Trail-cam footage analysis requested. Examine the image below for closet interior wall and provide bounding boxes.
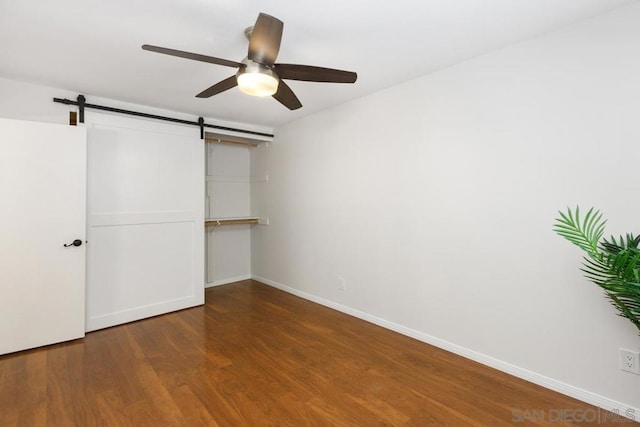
[205,137,268,286]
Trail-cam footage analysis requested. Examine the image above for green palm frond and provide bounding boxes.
[553,206,606,255]
[601,233,640,255]
[554,207,640,333]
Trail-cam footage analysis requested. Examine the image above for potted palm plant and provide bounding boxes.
[554,207,640,333]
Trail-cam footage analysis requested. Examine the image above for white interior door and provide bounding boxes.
[0,117,86,355]
[85,113,204,331]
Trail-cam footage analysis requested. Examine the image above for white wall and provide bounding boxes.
[0,77,273,137]
[251,3,640,414]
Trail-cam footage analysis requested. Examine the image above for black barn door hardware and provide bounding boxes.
[53,95,274,139]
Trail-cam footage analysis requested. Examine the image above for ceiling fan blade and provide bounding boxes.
[274,64,357,83]
[248,13,283,66]
[272,80,302,110]
[142,45,242,68]
[196,76,238,98]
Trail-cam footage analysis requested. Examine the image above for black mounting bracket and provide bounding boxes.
[77,94,86,123]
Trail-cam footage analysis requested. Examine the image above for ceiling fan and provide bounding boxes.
[142,13,357,110]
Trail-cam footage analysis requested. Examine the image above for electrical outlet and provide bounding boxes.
[338,277,346,291]
[620,348,640,374]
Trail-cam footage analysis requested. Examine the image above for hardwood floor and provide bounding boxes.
[0,280,636,426]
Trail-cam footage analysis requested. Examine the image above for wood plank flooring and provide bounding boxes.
[0,280,637,426]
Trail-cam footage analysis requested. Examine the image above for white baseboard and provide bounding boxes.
[206,274,252,288]
[252,275,639,421]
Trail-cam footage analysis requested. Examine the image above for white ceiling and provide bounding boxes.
[0,0,634,127]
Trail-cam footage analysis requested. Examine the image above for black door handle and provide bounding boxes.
[63,239,83,247]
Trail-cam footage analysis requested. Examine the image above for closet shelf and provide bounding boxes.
[204,131,270,148]
[205,217,260,227]
[204,137,258,148]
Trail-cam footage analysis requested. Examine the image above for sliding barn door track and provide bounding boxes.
[53,95,274,139]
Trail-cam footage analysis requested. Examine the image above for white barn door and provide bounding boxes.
[85,114,204,331]
[0,118,87,355]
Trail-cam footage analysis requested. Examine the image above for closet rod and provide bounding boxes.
[205,218,260,227]
[53,95,274,139]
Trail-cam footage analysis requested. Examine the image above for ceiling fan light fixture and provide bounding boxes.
[236,61,279,97]
[237,72,279,97]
